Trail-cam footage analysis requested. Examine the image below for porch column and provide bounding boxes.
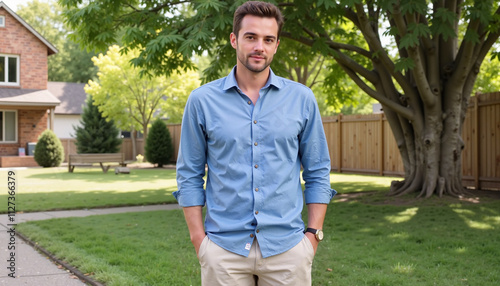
[49,107,55,130]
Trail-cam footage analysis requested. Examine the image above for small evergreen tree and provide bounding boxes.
[145,119,173,167]
[74,95,121,153]
[34,130,64,167]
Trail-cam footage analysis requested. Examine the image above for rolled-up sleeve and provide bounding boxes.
[299,95,337,204]
[174,93,207,207]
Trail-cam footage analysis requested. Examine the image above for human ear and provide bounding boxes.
[230,33,237,49]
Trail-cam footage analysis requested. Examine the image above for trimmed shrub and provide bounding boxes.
[145,119,174,167]
[74,95,121,154]
[34,129,64,167]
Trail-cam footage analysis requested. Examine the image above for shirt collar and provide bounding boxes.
[223,66,283,91]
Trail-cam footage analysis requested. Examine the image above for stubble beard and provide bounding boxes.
[238,52,273,74]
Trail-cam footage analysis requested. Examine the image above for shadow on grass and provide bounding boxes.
[315,197,500,285]
[332,181,392,193]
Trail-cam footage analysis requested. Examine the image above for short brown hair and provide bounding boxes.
[233,1,284,38]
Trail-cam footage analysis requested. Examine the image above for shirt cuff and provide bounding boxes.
[173,189,206,207]
[304,188,337,204]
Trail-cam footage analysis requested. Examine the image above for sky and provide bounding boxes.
[2,0,35,11]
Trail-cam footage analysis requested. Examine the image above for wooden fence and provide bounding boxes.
[323,92,500,190]
[461,92,500,190]
[60,92,499,190]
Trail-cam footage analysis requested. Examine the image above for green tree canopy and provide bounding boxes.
[472,53,500,94]
[85,45,199,143]
[61,0,500,198]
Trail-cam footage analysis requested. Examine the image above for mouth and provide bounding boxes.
[250,54,265,60]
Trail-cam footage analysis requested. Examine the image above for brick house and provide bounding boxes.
[0,1,60,167]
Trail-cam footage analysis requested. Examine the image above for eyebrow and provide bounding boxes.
[243,32,277,40]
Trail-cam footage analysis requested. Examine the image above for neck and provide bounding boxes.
[235,64,269,92]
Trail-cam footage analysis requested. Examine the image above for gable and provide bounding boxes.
[0,2,58,55]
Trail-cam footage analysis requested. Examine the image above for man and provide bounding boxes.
[174,1,336,285]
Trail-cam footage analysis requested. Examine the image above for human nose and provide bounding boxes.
[254,39,264,52]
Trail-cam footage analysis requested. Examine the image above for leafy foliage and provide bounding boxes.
[34,130,64,167]
[74,95,122,154]
[145,119,174,167]
[17,0,97,82]
[473,53,500,94]
[85,45,200,138]
[60,0,500,197]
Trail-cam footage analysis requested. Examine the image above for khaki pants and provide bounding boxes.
[198,236,315,286]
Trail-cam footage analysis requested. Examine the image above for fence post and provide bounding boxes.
[379,113,384,176]
[473,95,479,189]
[337,114,342,173]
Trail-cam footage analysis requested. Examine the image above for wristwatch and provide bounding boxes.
[304,228,324,241]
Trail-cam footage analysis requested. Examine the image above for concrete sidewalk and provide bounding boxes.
[0,204,181,286]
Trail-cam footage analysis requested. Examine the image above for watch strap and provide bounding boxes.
[304,228,318,234]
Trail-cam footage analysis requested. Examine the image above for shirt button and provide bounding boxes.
[254,142,258,146]
[254,164,258,168]
[256,229,260,233]
[255,188,259,192]
[250,234,254,238]
[253,120,257,124]
[247,100,252,105]
[255,211,259,215]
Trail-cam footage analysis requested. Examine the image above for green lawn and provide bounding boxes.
[1,167,178,213]
[1,167,396,213]
[8,167,500,285]
[17,198,500,285]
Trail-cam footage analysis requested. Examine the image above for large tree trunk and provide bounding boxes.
[387,88,468,198]
[282,0,499,198]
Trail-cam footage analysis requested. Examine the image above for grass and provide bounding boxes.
[315,200,500,285]
[8,168,500,285]
[0,168,395,213]
[17,197,500,285]
[17,210,199,286]
[0,167,178,213]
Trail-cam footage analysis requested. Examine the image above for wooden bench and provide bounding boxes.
[68,153,127,173]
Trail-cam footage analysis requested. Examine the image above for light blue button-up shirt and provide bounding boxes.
[174,67,336,258]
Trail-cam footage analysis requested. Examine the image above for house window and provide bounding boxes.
[0,110,17,142]
[0,54,19,85]
[0,16,5,27]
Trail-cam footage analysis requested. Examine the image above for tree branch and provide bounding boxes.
[343,6,360,29]
[339,62,414,120]
[280,31,377,84]
[404,12,436,106]
[353,2,422,112]
[475,6,500,66]
[147,1,191,14]
[450,18,481,92]
[308,56,326,88]
[389,3,439,112]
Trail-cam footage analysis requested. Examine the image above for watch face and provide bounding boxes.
[317,230,324,241]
